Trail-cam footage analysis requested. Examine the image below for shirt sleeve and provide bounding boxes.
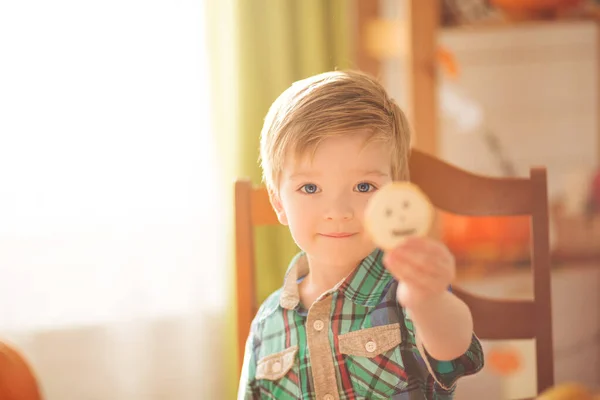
[402,305,484,391]
[418,333,485,390]
[237,330,260,400]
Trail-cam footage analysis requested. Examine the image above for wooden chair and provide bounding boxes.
[235,148,554,395]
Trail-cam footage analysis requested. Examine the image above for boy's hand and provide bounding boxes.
[382,237,456,310]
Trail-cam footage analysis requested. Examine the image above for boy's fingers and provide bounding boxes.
[399,237,454,263]
[385,251,453,290]
[393,253,452,290]
[394,252,440,277]
[394,261,437,290]
[414,254,453,280]
[391,244,455,280]
[401,276,430,293]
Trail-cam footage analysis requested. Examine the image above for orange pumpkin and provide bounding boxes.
[0,341,42,400]
[440,212,531,264]
[537,382,596,400]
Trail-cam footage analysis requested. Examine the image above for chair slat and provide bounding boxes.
[235,180,257,365]
[530,167,554,392]
[409,151,533,216]
[251,188,279,225]
[451,287,536,340]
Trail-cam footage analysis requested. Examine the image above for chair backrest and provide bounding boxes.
[235,148,554,394]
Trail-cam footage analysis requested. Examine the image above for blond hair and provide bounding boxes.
[259,70,412,193]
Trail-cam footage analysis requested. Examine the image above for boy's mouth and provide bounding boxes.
[320,232,356,238]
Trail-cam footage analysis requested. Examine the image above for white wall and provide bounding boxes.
[380,10,600,398]
[438,21,599,202]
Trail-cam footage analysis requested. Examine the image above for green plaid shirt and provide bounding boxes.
[238,249,484,400]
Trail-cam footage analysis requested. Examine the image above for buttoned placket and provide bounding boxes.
[306,293,339,400]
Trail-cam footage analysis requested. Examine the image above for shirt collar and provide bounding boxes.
[279,248,393,310]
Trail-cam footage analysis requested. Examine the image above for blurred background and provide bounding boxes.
[0,0,599,399]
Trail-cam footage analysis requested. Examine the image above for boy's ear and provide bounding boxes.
[268,190,288,226]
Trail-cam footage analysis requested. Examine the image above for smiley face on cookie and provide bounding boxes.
[364,182,434,250]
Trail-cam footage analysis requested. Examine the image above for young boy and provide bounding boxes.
[238,70,484,399]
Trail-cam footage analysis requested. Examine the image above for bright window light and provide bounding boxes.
[0,0,225,331]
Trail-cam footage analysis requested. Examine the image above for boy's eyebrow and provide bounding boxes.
[288,171,320,180]
[289,170,389,180]
[357,169,390,177]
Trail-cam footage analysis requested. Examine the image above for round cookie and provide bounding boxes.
[364,182,434,250]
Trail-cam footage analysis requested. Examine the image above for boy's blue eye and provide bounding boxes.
[356,182,376,193]
[301,184,319,194]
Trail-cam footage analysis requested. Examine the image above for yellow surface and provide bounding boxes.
[536,382,597,400]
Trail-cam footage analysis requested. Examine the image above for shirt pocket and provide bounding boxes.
[256,346,301,399]
[339,323,407,398]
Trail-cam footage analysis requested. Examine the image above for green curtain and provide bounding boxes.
[204,0,240,396]
[207,1,352,396]
[235,0,352,305]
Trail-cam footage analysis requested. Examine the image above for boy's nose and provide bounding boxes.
[324,201,354,221]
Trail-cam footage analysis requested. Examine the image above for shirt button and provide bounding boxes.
[313,320,324,331]
[271,361,282,373]
[323,395,334,400]
[365,340,377,353]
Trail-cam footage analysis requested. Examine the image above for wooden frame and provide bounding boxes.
[357,1,600,160]
[354,0,381,79]
[405,0,439,155]
[235,149,554,395]
[355,0,439,155]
